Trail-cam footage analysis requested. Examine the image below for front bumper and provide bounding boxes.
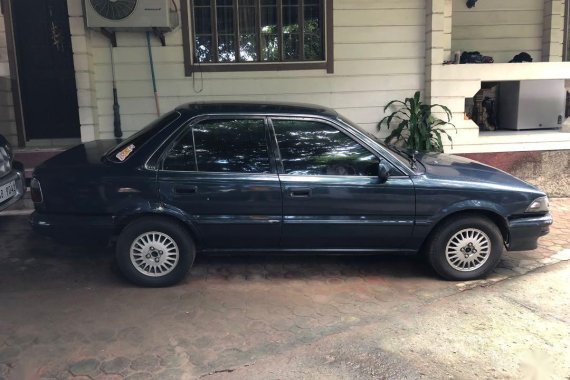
[507,213,553,251]
[0,169,25,212]
[30,212,115,244]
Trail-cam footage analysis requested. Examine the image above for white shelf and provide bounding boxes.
[437,62,570,82]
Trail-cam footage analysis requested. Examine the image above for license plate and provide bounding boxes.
[0,180,17,203]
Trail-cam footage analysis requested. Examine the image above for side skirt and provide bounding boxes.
[198,248,418,256]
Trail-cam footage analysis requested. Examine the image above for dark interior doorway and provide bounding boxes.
[11,0,80,141]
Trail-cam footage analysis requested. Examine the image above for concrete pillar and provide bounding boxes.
[443,0,453,62]
[543,0,565,62]
[67,0,100,143]
[425,0,446,104]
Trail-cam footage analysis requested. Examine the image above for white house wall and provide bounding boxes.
[1,0,569,153]
[451,0,545,63]
[89,0,427,139]
[0,13,17,146]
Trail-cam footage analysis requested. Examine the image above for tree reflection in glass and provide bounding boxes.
[192,0,324,64]
[261,0,279,61]
[217,0,236,62]
[239,0,257,61]
[283,0,300,60]
[274,120,379,176]
[194,0,213,62]
[163,119,270,173]
[303,0,323,60]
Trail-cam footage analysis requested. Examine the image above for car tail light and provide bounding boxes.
[30,178,43,203]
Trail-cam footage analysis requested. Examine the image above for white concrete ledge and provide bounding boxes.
[434,62,570,82]
[449,130,570,153]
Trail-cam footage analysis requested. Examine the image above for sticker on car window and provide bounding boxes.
[116,144,135,162]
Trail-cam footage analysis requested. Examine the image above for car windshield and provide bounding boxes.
[107,111,181,162]
[336,114,414,167]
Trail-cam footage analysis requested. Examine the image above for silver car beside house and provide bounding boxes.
[0,135,25,212]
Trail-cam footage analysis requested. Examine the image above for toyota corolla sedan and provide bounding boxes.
[30,102,552,287]
[0,134,25,212]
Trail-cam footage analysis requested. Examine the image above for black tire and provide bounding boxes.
[116,217,195,287]
[426,215,503,281]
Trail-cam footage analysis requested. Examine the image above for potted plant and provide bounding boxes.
[377,91,455,153]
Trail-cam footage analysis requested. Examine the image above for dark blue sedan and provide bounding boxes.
[30,103,552,287]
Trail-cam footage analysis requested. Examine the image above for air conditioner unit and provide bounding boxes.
[85,0,179,32]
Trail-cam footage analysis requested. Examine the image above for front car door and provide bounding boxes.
[158,117,282,251]
[270,117,416,251]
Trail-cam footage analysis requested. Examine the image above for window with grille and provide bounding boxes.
[181,0,333,74]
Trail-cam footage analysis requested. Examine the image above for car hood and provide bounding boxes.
[415,152,542,193]
[38,140,120,169]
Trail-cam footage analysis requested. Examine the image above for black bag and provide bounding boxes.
[509,52,533,63]
[460,51,483,64]
[460,51,494,64]
[459,51,483,63]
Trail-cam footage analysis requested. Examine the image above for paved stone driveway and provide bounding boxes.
[0,199,569,379]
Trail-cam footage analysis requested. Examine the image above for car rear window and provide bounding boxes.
[107,111,181,162]
[163,118,271,173]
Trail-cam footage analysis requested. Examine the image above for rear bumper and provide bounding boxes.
[0,168,25,212]
[507,213,553,251]
[30,211,115,244]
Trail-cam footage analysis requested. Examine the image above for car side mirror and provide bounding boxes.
[378,161,390,184]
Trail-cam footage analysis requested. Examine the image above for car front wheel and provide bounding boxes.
[116,217,195,287]
[427,215,503,280]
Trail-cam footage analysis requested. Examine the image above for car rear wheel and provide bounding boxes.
[116,217,195,287]
[426,215,503,280]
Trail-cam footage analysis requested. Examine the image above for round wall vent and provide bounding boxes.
[89,0,137,20]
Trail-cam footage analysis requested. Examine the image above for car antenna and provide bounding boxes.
[412,150,418,169]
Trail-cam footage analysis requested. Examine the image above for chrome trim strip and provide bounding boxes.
[200,248,417,254]
[191,215,283,224]
[117,187,141,193]
[282,216,414,226]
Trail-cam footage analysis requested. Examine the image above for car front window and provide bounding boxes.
[273,119,379,176]
[336,114,414,168]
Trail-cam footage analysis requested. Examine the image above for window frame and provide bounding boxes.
[181,0,334,75]
[268,116,394,177]
[106,111,182,163]
[160,115,277,174]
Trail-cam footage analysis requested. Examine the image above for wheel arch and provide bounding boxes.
[420,209,509,253]
[113,211,201,248]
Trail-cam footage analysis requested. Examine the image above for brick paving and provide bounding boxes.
[0,199,568,379]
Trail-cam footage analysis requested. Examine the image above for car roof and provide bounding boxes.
[175,101,339,118]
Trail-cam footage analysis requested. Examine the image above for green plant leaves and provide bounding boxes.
[377,91,455,153]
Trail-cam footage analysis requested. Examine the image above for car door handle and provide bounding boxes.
[174,186,198,195]
[288,187,312,197]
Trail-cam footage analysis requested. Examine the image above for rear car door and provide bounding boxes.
[158,117,282,251]
[270,118,415,251]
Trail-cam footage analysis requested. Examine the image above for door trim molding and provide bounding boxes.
[1,0,25,147]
